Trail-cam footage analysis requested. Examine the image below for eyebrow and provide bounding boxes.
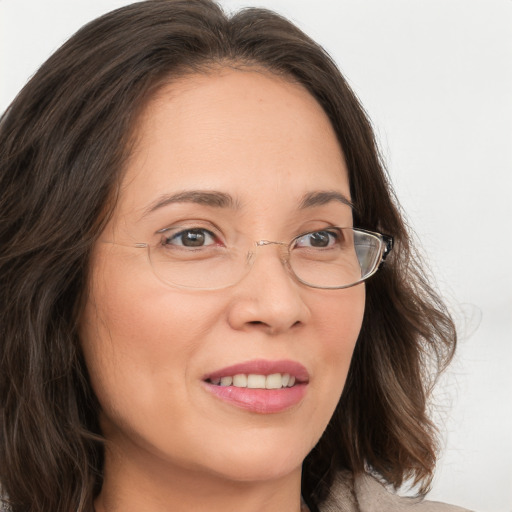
[141,188,354,219]
[299,190,354,210]
[142,190,238,217]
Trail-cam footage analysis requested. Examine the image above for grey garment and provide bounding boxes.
[319,472,474,512]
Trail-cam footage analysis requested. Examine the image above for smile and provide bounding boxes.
[202,360,309,414]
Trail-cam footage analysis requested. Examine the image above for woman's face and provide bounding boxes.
[80,68,365,485]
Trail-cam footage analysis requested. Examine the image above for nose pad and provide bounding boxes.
[243,241,294,286]
[227,240,310,334]
[255,240,290,266]
[244,240,291,276]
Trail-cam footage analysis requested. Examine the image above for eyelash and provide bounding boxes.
[159,226,224,249]
[294,229,341,249]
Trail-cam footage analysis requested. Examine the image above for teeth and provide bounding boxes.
[233,374,247,387]
[220,376,232,386]
[265,373,282,389]
[210,373,297,389]
[247,374,266,388]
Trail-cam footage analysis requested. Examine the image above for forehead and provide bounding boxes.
[117,68,349,222]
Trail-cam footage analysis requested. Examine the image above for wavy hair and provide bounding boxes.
[0,1,456,510]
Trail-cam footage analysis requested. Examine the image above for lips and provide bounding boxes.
[202,359,309,414]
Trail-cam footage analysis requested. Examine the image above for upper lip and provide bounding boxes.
[203,359,309,383]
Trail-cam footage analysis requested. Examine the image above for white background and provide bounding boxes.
[1,1,511,511]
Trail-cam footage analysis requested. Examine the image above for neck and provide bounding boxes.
[95,441,304,512]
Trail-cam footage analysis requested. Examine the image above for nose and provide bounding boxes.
[226,243,311,335]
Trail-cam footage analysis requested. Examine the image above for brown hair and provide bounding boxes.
[0,1,456,511]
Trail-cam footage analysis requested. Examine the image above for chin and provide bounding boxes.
[187,423,318,483]
[207,447,305,483]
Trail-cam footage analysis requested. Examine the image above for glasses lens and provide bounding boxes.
[147,237,244,290]
[289,228,383,288]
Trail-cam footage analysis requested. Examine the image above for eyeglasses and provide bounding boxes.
[107,227,393,291]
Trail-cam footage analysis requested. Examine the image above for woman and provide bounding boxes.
[0,1,471,511]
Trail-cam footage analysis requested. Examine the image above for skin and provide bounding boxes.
[80,68,366,512]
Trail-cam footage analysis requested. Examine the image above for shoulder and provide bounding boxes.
[318,471,475,512]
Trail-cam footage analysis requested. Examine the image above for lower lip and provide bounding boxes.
[203,382,307,414]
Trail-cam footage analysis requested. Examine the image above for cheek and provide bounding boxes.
[79,256,221,421]
[306,285,365,413]
[311,283,365,354]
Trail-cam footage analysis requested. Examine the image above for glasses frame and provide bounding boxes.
[108,227,394,291]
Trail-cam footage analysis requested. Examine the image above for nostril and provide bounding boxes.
[246,319,302,332]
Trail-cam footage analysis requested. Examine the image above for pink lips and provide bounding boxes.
[202,359,309,414]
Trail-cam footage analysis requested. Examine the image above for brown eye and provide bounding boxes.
[295,230,339,248]
[165,228,216,248]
